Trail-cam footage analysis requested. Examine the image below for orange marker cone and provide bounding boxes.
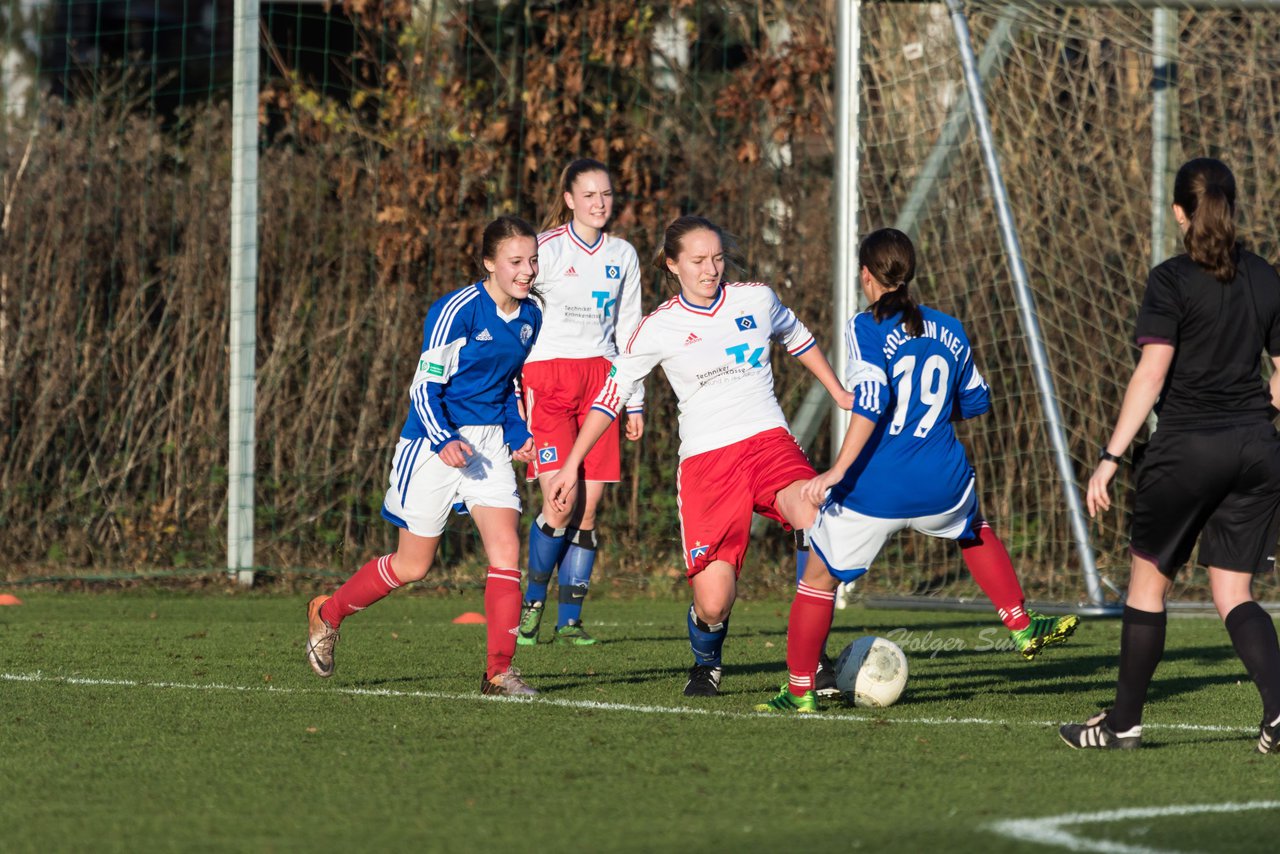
[0,594,23,606]
[451,611,486,624]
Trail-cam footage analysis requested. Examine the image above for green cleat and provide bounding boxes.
[554,619,598,646]
[755,684,819,714]
[1011,610,1080,660]
[516,602,543,646]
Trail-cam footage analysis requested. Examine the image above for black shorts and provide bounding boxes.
[1130,421,1280,577]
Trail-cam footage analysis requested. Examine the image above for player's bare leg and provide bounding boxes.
[774,479,819,531]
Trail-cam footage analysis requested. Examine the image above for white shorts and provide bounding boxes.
[380,425,521,538]
[809,480,980,581]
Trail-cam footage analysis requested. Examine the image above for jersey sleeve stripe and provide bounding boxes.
[428,287,479,351]
[413,384,451,443]
[537,225,567,247]
[590,403,619,420]
[624,298,677,353]
[788,336,816,356]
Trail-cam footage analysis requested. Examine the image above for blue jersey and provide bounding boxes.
[399,282,542,453]
[830,305,990,518]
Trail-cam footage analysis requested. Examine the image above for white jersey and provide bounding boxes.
[528,223,644,411]
[593,283,816,459]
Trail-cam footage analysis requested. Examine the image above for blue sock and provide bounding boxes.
[794,528,810,585]
[687,604,728,667]
[526,514,568,605]
[557,528,597,628]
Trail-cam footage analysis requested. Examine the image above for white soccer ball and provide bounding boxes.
[834,636,909,708]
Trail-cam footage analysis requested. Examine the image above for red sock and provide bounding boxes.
[960,524,1029,630]
[485,567,522,679]
[787,582,836,696]
[321,554,400,628]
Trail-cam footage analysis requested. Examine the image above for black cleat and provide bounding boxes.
[1059,710,1142,750]
[815,652,840,698]
[682,664,722,697]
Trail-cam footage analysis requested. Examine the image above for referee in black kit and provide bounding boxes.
[1060,157,1280,754]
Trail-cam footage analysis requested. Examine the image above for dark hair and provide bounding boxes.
[481,215,541,302]
[653,215,739,282]
[1173,157,1238,283]
[541,159,612,232]
[859,227,923,337]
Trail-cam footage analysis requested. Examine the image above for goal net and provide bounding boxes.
[854,0,1280,607]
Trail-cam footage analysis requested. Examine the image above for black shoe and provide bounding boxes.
[683,664,722,697]
[1059,709,1142,750]
[1258,714,1279,755]
[815,653,839,698]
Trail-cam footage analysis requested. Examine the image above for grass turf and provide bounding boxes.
[1,593,1276,852]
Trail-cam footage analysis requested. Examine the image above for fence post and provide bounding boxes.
[229,0,260,588]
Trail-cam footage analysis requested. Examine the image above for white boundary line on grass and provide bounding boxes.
[0,671,1258,735]
[987,801,1280,854]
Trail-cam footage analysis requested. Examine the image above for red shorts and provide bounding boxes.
[677,427,817,577]
[523,357,622,481]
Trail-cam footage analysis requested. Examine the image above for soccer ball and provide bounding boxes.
[833,636,908,708]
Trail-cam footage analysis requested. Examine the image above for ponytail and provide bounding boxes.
[1173,157,1238,283]
[858,228,924,337]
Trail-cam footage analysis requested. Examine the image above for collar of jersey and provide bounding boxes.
[473,279,525,322]
[677,287,725,316]
[567,221,604,254]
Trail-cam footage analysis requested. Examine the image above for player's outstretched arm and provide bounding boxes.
[795,346,854,411]
[800,413,877,505]
[1087,342,1173,517]
[546,409,615,511]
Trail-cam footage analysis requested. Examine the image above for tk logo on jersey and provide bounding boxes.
[605,264,621,279]
[592,290,617,319]
[538,446,559,464]
[735,315,757,331]
[725,343,765,368]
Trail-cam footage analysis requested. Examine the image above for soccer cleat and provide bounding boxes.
[481,666,539,697]
[1059,710,1142,750]
[755,685,819,714]
[682,664,723,697]
[305,595,339,678]
[554,619,598,646]
[815,652,839,698]
[1011,610,1080,660]
[516,601,544,646]
[1257,714,1279,755]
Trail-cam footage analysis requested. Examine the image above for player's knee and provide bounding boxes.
[391,555,432,583]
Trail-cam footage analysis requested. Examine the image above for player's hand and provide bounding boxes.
[439,439,475,468]
[834,388,855,411]
[546,468,579,513]
[511,438,535,463]
[625,412,645,441]
[1086,460,1117,517]
[800,469,843,506]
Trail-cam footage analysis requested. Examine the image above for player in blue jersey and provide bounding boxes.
[757,227,1078,713]
[306,216,545,697]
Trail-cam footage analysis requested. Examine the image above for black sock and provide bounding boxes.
[1224,601,1280,724]
[1110,605,1167,732]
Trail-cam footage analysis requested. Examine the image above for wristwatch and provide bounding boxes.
[1098,447,1123,464]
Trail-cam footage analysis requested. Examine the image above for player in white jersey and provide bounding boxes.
[517,159,645,647]
[755,228,1078,714]
[547,215,854,698]
[305,216,544,698]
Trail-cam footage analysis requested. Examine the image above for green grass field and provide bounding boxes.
[1,592,1276,853]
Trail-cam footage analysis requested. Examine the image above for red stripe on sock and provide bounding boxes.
[787,584,835,696]
[485,567,522,679]
[322,553,399,628]
[960,526,1029,630]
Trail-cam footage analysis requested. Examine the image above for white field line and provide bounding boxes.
[0,671,1258,733]
[987,801,1280,854]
